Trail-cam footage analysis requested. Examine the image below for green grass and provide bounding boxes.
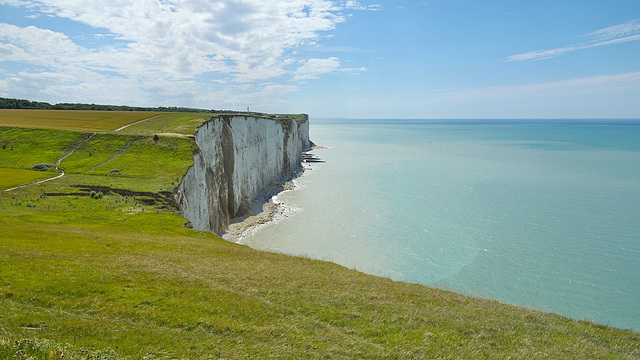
[275,113,309,124]
[0,169,53,190]
[80,136,195,191]
[1,128,194,193]
[0,127,85,170]
[1,204,639,359]
[1,337,120,360]
[114,113,211,136]
[59,133,142,175]
[0,110,168,132]
[1,113,639,359]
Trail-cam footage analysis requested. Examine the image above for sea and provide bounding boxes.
[240,119,640,331]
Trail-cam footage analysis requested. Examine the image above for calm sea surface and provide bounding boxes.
[241,119,640,331]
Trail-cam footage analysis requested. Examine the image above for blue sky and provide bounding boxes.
[0,0,639,118]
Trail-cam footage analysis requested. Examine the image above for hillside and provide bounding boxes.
[1,111,639,359]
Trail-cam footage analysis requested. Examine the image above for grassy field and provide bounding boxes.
[0,110,168,132]
[0,168,53,190]
[0,127,85,168]
[114,112,211,136]
[1,111,639,359]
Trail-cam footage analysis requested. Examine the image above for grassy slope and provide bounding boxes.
[0,127,84,169]
[0,127,195,193]
[1,112,639,359]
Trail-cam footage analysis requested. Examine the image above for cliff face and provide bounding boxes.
[178,115,310,234]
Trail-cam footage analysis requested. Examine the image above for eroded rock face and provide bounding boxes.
[178,115,310,234]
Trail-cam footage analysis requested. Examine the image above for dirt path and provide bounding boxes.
[113,115,163,132]
[3,132,96,192]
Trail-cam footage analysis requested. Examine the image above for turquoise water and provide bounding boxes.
[241,119,640,331]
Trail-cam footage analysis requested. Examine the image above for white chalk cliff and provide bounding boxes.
[178,115,310,234]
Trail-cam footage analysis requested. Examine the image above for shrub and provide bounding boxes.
[30,163,56,171]
[89,191,104,199]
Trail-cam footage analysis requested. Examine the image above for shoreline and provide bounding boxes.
[222,157,316,243]
[221,180,301,243]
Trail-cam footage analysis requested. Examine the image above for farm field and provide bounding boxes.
[1,111,639,359]
[0,109,168,132]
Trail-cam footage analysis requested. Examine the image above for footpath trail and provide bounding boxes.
[113,114,162,132]
[3,132,96,192]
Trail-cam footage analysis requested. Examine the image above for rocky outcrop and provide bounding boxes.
[178,115,310,234]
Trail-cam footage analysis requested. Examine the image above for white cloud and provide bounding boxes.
[586,20,640,41]
[0,1,351,81]
[293,57,340,80]
[506,47,574,62]
[506,20,640,62]
[0,24,83,67]
[591,34,640,47]
[340,66,368,72]
[342,1,382,11]
[10,0,347,81]
[0,0,372,107]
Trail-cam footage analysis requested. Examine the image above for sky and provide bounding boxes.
[0,0,639,119]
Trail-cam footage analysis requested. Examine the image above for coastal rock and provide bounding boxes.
[178,115,310,234]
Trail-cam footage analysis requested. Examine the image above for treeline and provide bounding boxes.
[0,97,247,114]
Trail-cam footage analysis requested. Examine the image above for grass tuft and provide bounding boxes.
[0,337,121,360]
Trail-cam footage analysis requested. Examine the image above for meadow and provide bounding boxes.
[1,111,639,359]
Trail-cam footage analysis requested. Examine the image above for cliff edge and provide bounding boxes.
[178,115,310,234]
